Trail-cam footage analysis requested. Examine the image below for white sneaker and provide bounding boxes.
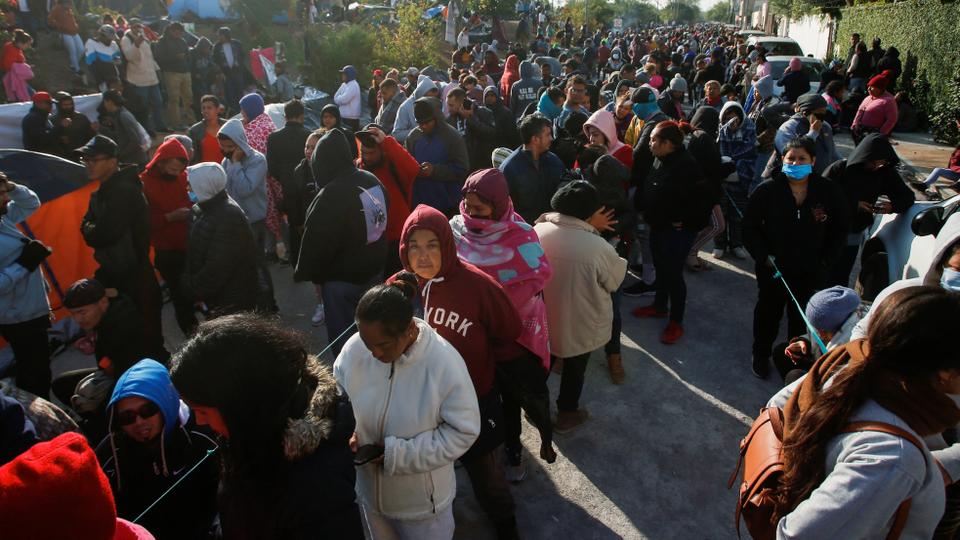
[311,304,325,326]
[712,248,725,259]
[733,247,750,260]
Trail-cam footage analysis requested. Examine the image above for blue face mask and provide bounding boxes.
[188,191,198,203]
[782,163,812,181]
[632,100,660,119]
[941,267,960,292]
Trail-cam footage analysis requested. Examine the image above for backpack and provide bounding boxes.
[729,407,925,540]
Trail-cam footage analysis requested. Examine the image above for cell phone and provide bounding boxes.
[353,444,384,465]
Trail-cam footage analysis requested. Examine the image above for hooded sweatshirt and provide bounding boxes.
[537,90,562,121]
[392,76,439,143]
[485,86,522,149]
[499,55,521,108]
[375,89,407,135]
[510,61,542,119]
[218,118,268,223]
[0,184,49,326]
[334,65,361,120]
[140,138,192,252]
[295,129,387,285]
[405,97,470,216]
[583,109,632,169]
[717,101,758,189]
[823,133,914,235]
[398,205,522,395]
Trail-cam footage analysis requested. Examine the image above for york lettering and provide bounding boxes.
[424,307,474,337]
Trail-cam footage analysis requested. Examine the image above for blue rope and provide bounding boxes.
[133,448,218,524]
[721,187,829,356]
[318,321,358,358]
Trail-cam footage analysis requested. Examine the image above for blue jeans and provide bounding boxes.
[62,34,84,73]
[131,83,168,133]
[321,280,370,359]
[925,167,960,187]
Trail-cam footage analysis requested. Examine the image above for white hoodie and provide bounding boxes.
[333,319,480,520]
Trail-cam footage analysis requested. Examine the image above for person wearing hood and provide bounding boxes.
[605,48,625,76]
[406,97,470,217]
[96,359,219,539]
[743,136,847,379]
[747,75,784,189]
[823,133,914,286]
[583,109,633,169]
[392,75,439,144]
[657,73,688,121]
[334,279,480,539]
[715,100,757,261]
[499,55,521,109]
[500,114,564,224]
[510,60,542,119]
[447,86,498,171]
[485,85,522,149]
[449,168,556,482]
[183,162,260,317]
[397,204,522,538]
[0,172,53,399]
[776,57,811,104]
[21,92,59,155]
[876,46,902,93]
[851,70,898,144]
[773,93,841,177]
[484,50,503,86]
[335,65,362,132]
[51,91,96,159]
[139,138,197,336]
[238,93,285,263]
[375,77,406,135]
[534,181,627,432]
[295,128,387,357]
[79,135,164,356]
[188,94,226,165]
[319,103,357,154]
[171,314,365,539]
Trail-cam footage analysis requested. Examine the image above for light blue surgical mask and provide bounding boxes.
[782,163,812,181]
[941,267,960,292]
[188,190,198,203]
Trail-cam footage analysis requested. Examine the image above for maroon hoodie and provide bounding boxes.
[397,204,521,396]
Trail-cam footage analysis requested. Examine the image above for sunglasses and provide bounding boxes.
[116,401,160,426]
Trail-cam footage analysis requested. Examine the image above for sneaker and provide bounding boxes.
[311,304,326,326]
[733,247,750,260]
[504,447,526,483]
[712,248,725,259]
[632,304,668,318]
[554,409,589,434]
[660,321,684,344]
[607,353,625,384]
[752,356,770,379]
[623,280,657,297]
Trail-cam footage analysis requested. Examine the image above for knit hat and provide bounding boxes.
[462,168,511,220]
[64,278,106,309]
[550,180,600,221]
[796,93,828,114]
[0,432,153,540]
[669,73,688,93]
[805,286,861,333]
[868,69,894,91]
[187,162,228,202]
[413,98,436,123]
[491,147,513,169]
[31,92,52,104]
[239,93,265,120]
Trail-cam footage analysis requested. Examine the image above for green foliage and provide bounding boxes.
[467,0,512,19]
[559,0,617,31]
[611,0,662,26]
[705,1,733,23]
[232,0,294,41]
[303,24,376,94]
[836,0,960,143]
[372,2,446,76]
[660,1,701,23]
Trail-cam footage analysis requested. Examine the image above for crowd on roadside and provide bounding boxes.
[5,11,960,540]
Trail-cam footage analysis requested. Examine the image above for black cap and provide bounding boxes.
[75,135,119,159]
[64,279,106,309]
[355,124,383,147]
[550,180,600,221]
[796,93,828,114]
[413,98,435,123]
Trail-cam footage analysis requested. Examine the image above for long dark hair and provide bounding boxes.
[777,286,960,513]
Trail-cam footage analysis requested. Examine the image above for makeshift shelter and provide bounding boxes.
[166,0,238,20]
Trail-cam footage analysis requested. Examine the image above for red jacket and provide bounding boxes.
[397,205,521,396]
[140,138,192,251]
[359,136,418,242]
[0,42,24,72]
[949,146,960,174]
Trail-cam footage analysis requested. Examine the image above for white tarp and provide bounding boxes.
[0,94,102,150]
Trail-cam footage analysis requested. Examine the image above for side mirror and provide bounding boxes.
[912,206,945,237]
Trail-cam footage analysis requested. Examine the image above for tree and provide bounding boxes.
[612,0,661,26]
[705,1,732,23]
[372,1,446,75]
[660,1,701,23]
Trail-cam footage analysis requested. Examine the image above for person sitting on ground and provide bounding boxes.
[820,80,845,132]
[170,314,365,539]
[333,278,480,540]
[534,181,626,433]
[21,92,58,154]
[51,91,96,159]
[96,359,219,540]
[924,113,960,187]
[449,168,556,481]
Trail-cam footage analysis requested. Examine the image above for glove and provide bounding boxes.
[15,239,52,272]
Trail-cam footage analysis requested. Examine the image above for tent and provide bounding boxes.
[167,0,238,20]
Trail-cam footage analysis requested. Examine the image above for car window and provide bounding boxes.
[758,41,804,57]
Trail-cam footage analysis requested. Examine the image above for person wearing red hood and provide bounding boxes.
[140,138,198,336]
[397,204,523,540]
[0,432,155,539]
[852,70,899,145]
[499,55,520,108]
[583,109,634,169]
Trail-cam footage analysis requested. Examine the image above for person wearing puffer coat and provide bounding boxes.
[582,109,633,169]
[392,76,440,143]
[183,162,259,316]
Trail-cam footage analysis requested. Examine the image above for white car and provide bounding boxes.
[765,55,825,99]
[747,36,804,57]
[736,29,767,39]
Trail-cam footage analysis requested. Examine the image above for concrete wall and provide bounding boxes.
[778,13,835,60]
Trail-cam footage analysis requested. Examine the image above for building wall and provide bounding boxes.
[778,13,834,60]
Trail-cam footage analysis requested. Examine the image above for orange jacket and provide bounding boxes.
[47,4,79,35]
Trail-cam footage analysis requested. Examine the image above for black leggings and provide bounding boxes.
[497,352,552,452]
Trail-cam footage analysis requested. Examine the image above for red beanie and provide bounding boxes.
[0,432,127,540]
[868,69,894,91]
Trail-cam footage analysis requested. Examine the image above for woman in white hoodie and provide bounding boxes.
[334,275,480,540]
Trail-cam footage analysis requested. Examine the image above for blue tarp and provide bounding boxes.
[167,0,238,20]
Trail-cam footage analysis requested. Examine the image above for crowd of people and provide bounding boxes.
[4,10,960,540]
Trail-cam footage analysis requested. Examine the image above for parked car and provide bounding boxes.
[736,29,767,40]
[747,36,804,57]
[765,55,825,98]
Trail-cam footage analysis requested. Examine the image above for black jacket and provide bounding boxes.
[657,94,684,121]
[742,172,847,277]
[213,39,246,75]
[51,111,95,157]
[583,154,634,238]
[187,118,226,165]
[22,106,58,154]
[95,294,164,377]
[81,166,152,288]
[155,34,190,73]
[630,111,669,193]
[638,147,706,231]
[267,121,312,214]
[184,191,259,315]
[290,158,320,228]
[447,105,498,170]
[822,133,914,234]
[483,87,522,150]
[294,129,387,285]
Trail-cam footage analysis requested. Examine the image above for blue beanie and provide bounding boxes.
[805,286,861,333]
[239,93,265,120]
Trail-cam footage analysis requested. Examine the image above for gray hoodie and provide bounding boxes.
[218,119,268,223]
[510,61,542,120]
[392,76,439,143]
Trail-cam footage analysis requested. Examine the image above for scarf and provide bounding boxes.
[784,340,960,438]
[449,200,552,370]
